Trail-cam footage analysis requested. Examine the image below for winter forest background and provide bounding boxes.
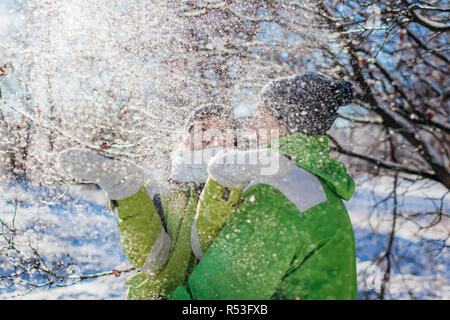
[0,0,448,299]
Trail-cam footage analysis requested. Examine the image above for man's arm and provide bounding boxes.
[125,186,198,300]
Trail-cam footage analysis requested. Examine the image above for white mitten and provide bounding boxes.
[207,148,293,189]
[57,148,147,200]
[170,147,229,184]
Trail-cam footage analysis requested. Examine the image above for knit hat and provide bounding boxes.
[184,103,237,133]
[258,72,354,135]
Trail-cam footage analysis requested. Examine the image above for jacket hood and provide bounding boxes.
[267,133,355,201]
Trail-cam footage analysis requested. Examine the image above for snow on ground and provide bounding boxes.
[0,182,131,300]
[349,176,449,299]
[5,274,128,300]
[0,177,448,300]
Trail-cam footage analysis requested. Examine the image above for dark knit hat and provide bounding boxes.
[259,72,354,135]
[184,103,237,133]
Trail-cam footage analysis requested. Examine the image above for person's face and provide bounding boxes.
[187,116,236,150]
[250,105,288,145]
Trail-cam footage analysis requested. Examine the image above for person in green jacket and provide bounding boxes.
[172,72,358,300]
[57,104,240,299]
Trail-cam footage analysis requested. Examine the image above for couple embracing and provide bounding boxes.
[57,72,357,300]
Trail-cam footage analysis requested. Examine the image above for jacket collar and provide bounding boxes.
[267,133,355,201]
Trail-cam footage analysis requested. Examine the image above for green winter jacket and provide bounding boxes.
[115,183,199,299]
[171,133,357,300]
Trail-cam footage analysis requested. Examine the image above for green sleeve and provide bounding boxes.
[176,184,301,300]
[194,177,242,255]
[125,186,198,300]
[162,188,190,241]
[116,187,164,269]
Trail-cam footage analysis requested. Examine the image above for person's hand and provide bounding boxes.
[207,148,293,189]
[57,148,146,200]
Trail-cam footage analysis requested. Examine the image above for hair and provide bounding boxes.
[183,103,239,148]
[184,103,238,133]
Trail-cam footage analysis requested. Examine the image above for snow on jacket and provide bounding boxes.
[171,133,357,300]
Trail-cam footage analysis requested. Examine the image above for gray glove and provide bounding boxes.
[57,148,146,200]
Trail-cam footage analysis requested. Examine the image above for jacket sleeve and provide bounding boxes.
[120,186,199,300]
[173,184,301,300]
[116,187,171,274]
[191,177,242,259]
